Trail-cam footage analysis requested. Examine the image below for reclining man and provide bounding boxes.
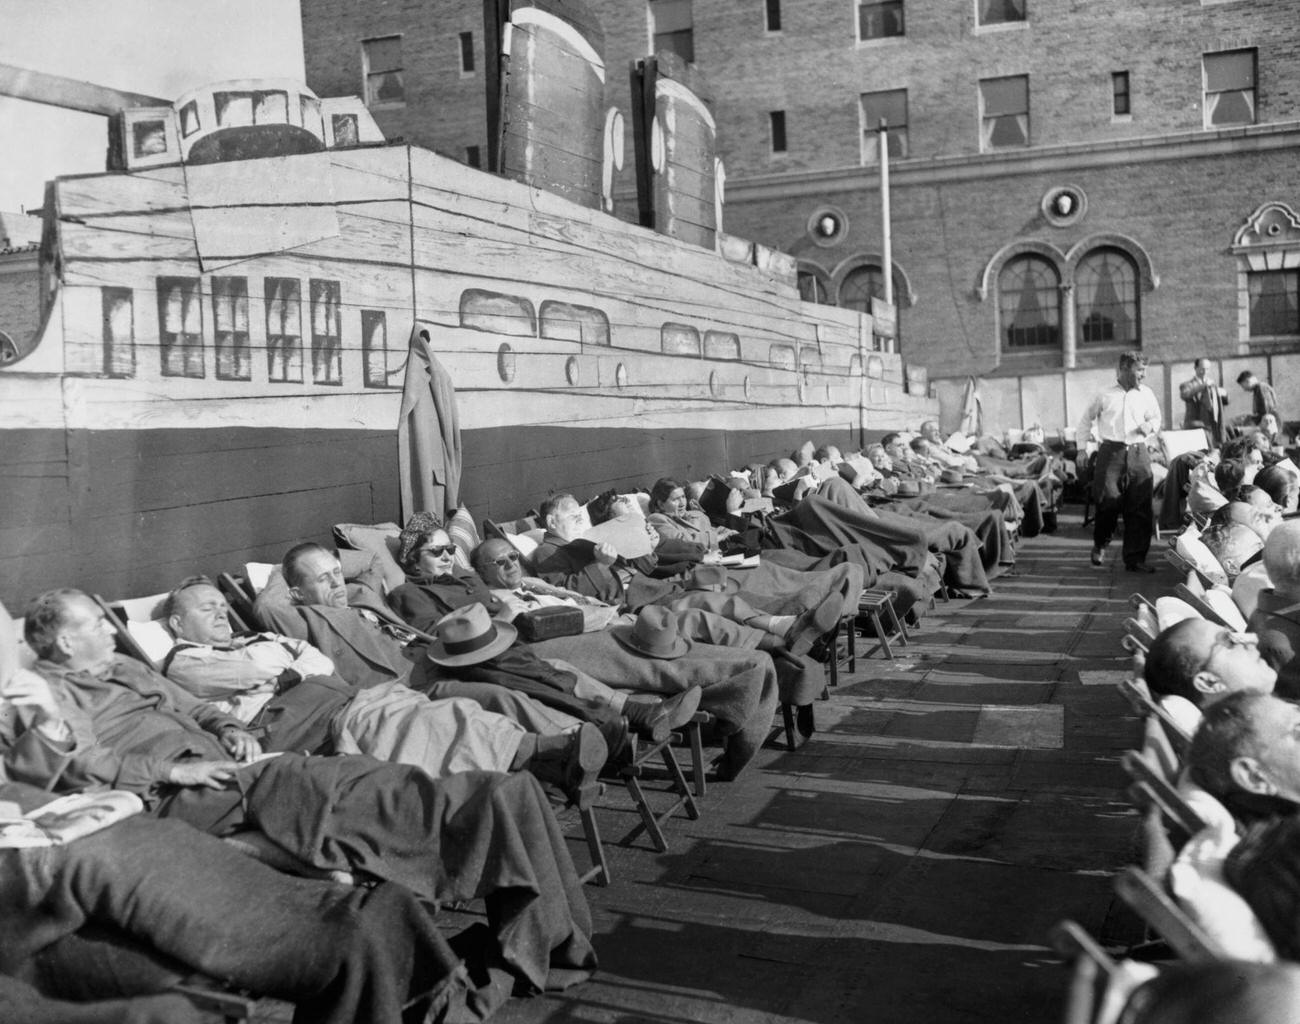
[1142,618,1277,735]
[1189,691,1300,828]
[4,588,598,997]
[163,575,608,786]
[258,541,675,755]
[0,600,489,1024]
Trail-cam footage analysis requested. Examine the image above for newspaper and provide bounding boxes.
[582,514,654,559]
[0,790,144,848]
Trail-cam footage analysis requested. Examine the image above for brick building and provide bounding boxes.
[300,0,1300,382]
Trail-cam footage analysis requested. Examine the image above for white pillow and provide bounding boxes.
[1233,563,1272,621]
[1205,586,1248,632]
[1168,816,1276,962]
[126,619,176,666]
[1154,596,1200,631]
[1158,694,1202,737]
[244,562,276,595]
[505,531,540,573]
[1175,533,1229,587]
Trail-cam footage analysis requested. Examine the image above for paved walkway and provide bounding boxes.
[490,513,1161,1024]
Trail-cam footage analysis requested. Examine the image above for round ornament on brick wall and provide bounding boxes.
[806,205,849,248]
[1041,185,1087,227]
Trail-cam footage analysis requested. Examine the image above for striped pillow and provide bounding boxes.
[446,507,480,571]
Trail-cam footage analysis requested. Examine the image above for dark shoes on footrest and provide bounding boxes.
[1125,562,1156,574]
[623,686,703,743]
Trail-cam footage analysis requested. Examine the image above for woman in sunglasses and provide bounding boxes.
[387,511,509,634]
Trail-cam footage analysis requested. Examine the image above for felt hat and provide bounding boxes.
[427,602,517,666]
[939,469,966,485]
[611,606,691,660]
[895,479,921,497]
[683,564,740,594]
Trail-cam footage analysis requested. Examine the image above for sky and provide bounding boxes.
[0,0,305,213]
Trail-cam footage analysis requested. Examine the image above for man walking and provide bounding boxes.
[1077,351,1162,572]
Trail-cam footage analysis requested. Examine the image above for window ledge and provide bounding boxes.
[1111,114,1133,124]
[973,20,1028,35]
[855,35,906,49]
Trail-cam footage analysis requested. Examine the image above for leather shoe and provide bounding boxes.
[623,686,702,742]
[1090,548,1105,566]
[1125,563,1156,574]
[786,600,842,657]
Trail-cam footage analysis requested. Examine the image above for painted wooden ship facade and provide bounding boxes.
[1,6,933,609]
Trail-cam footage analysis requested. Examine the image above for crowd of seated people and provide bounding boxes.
[1066,404,1300,1021]
[0,430,1051,1020]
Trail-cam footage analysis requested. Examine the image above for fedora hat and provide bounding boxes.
[939,468,966,485]
[683,564,740,594]
[611,606,691,660]
[427,602,517,666]
[895,479,920,497]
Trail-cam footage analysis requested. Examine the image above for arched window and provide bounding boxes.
[796,265,831,304]
[998,254,1060,349]
[839,264,885,313]
[1076,247,1139,345]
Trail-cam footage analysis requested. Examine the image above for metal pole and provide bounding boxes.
[878,118,894,308]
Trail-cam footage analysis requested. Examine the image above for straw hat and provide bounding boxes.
[427,602,517,666]
[683,564,740,594]
[611,606,690,660]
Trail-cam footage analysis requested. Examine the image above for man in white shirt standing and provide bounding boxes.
[1077,351,1163,572]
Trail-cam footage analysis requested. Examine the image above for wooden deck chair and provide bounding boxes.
[1123,616,1156,649]
[1120,633,1148,662]
[608,722,703,853]
[1049,920,1119,1024]
[217,572,263,631]
[1121,748,1205,845]
[1173,583,1230,628]
[1113,866,1229,963]
[1117,677,1193,758]
[93,592,172,670]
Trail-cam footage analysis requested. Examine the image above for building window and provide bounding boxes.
[459,31,475,73]
[156,277,203,377]
[213,91,289,128]
[1248,271,1300,337]
[650,0,694,62]
[765,0,782,31]
[769,111,787,154]
[264,277,303,383]
[858,1,904,40]
[977,0,1025,26]
[797,265,831,304]
[840,265,885,313]
[362,310,397,387]
[211,276,250,381]
[1076,248,1139,346]
[1112,71,1130,116]
[980,75,1029,150]
[310,279,343,385]
[101,287,134,377]
[998,255,1059,349]
[363,36,405,107]
[860,89,908,162]
[1204,49,1256,128]
[466,145,482,168]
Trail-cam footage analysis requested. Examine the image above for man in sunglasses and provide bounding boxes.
[1144,618,1276,734]
[473,538,620,632]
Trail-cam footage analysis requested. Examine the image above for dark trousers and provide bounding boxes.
[1092,440,1153,565]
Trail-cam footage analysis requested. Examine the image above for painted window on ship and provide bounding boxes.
[212,277,250,381]
[703,331,740,360]
[264,277,304,383]
[539,301,610,346]
[101,287,134,377]
[769,344,796,370]
[363,310,401,388]
[310,279,343,385]
[459,289,536,336]
[156,276,204,378]
[661,322,701,356]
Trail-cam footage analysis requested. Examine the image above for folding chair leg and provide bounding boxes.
[781,703,796,751]
[683,717,707,797]
[844,613,857,674]
[623,773,670,853]
[577,802,610,887]
[827,618,839,687]
[881,594,908,644]
[870,609,893,659]
[660,746,700,821]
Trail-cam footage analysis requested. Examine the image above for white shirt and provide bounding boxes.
[1077,383,1162,445]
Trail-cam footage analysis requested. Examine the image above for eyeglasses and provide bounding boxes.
[1199,631,1254,673]
[419,544,458,558]
[489,551,521,568]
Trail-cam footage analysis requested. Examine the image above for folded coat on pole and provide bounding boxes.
[398,328,462,522]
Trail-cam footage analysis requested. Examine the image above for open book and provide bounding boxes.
[0,790,144,848]
[718,553,760,569]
